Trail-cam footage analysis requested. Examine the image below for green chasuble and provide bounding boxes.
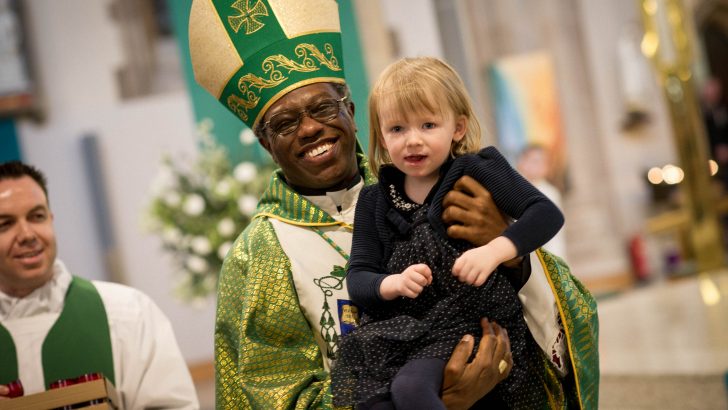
[215,154,375,409]
[0,276,115,388]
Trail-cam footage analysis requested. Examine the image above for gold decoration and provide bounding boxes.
[295,43,341,71]
[639,0,725,272]
[227,93,257,122]
[226,43,341,123]
[229,0,269,35]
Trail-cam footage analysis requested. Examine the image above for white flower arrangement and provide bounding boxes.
[146,119,275,304]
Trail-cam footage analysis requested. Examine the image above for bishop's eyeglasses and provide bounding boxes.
[263,96,348,138]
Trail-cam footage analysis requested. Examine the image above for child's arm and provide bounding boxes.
[347,186,398,308]
[452,236,516,286]
[448,147,563,286]
[468,147,564,256]
[380,263,433,300]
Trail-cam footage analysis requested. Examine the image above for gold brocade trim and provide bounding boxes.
[255,212,353,231]
[536,249,584,410]
[253,77,346,128]
[226,43,342,124]
[293,28,341,38]
[254,153,374,226]
[229,0,269,34]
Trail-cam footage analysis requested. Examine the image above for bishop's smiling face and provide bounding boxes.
[257,82,360,192]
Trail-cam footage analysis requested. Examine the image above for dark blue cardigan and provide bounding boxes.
[347,146,564,309]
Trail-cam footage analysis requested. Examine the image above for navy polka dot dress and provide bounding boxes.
[334,190,549,408]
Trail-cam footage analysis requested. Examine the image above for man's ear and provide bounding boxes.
[346,99,355,118]
[258,137,277,163]
[345,100,357,133]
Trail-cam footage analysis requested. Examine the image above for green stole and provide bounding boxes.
[536,249,600,409]
[0,276,115,388]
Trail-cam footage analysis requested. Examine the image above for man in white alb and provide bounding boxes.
[0,160,199,409]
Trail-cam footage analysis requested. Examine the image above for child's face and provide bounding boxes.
[378,105,467,184]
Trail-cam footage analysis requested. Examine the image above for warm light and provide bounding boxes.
[667,3,682,26]
[647,167,664,184]
[662,164,684,184]
[641,32,659,58]
[644,0,658,15]
[709,160,719,176]
[678,68,692,82]
[699,274,721,306]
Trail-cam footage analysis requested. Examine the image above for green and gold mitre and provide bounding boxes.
[189,0,347,129]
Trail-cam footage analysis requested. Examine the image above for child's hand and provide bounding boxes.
[380,263,433,300]
[452,237,517,287]
[452,247,499,286]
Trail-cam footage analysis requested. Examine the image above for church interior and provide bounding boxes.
[1,0,727,408]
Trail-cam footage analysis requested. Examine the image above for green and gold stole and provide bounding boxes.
[535,249,600,410]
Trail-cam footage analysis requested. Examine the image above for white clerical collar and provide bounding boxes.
[304,179,365,225]
[0,260,72,321]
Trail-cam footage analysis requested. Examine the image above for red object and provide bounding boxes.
[48,373,108,407]
[49,378,76,389]
[5,379,24,398]
[75,373,103,384]
[629,234,650,280]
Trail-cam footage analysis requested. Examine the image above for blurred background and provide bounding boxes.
[1,0,727,408]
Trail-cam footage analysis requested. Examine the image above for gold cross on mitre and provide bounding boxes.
[229,0,269,34]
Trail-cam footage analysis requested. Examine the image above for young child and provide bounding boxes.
[331,57,564,409]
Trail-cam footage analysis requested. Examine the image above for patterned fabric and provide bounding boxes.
[536,249,600,410]
[216,216,331,409]
[269,218,357,369]
[549,317,570,377]
[189,0,347,128]
[332,202,548,408]
[215,154,375,409]
[215,154,598,409]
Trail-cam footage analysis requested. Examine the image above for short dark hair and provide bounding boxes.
[0,161,49,200]
[253,82,352,139]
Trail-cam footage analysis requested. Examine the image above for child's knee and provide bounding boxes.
[390,374,442,409]
[390,373,422,400]
[390,358,447,409]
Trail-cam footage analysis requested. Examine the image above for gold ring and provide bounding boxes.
[498,359,508,374]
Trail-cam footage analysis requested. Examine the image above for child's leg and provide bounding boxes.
[390,358,447,410]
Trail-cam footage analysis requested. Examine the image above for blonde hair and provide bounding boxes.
[368,56,482,177]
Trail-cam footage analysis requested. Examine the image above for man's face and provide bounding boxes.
[517,148,548,181]
[0,176,57,298]
[258,83,360,191]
